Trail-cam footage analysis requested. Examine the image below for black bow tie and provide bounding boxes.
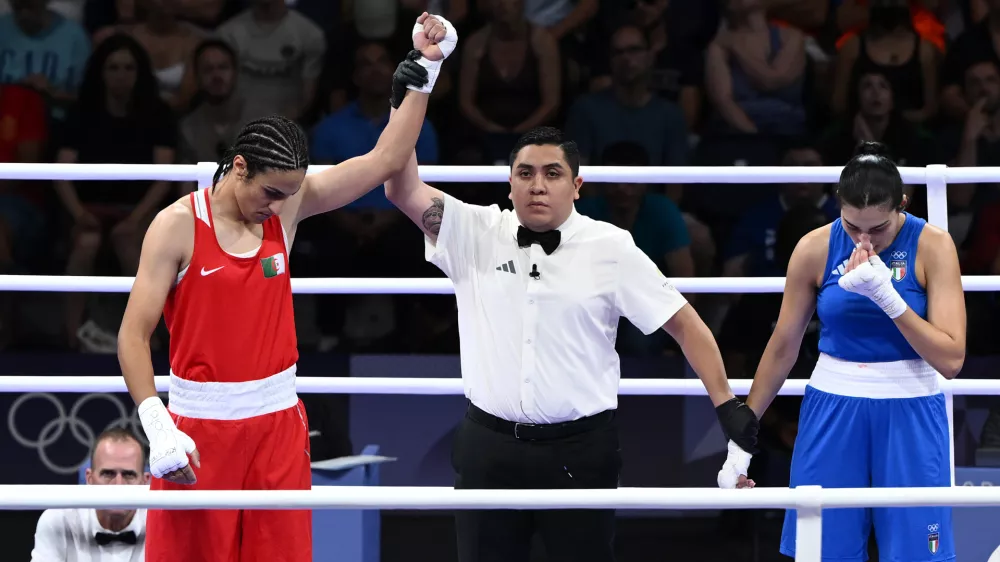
[517,226,561,255]
[95,531,137,546]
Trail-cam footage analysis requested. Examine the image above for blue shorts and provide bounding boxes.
[780,386,953,562]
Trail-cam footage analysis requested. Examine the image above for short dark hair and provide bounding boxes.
[193,37,237,70]
[508,127,581,177]
[601,141,649,167]
[90,425,147,470]
[835,141,904,211]
[213,115,310,189]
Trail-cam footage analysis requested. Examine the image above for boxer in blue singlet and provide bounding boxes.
[718,141,966,561]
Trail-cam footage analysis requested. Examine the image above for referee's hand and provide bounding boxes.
[715,397,759,454]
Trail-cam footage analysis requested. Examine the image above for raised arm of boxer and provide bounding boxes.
[282,13,458,227]
[118,205,200,485]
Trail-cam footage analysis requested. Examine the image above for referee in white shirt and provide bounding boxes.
[385,126,759,562]
[31,426,148,562]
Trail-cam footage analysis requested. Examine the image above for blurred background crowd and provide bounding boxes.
[8,0,1000,360]
[7,0,1000,559]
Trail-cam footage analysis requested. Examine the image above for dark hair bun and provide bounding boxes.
[855,141,888,158]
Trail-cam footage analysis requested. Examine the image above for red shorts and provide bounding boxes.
[145,400,312,562]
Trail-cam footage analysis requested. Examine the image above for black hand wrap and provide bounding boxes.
[715,398,759,454]
[390,50,429,109]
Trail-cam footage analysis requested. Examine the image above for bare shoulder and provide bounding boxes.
[144,196,195,262]
[918,223,959,261]
[154,195,195,231]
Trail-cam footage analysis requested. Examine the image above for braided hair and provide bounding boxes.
[213,115,310,191]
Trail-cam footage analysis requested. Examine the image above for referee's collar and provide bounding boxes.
[509,207,581,242]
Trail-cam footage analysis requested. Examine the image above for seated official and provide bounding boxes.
[31,426,148,562]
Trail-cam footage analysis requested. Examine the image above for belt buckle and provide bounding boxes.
[514,422,532,440]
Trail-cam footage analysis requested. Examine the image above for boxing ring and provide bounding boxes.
[2,162,1000,562]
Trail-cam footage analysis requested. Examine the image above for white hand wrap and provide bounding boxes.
[138,396,196,479]
[837,255,907,319]
[409,15,458,94]
[717,440,752,489]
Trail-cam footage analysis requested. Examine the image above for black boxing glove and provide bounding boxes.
[715,397,759,454]
[390,50,429,109]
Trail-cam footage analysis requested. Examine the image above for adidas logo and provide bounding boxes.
[496,260,516,274]
[831,258,850,276]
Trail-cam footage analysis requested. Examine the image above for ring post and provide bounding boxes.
[794,485,823,562]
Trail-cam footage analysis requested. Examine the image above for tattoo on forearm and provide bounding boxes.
[422,197,444,236]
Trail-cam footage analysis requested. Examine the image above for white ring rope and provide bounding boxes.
[0,163,994,561]
[0,376,995,395]
[1,484,999,511]
[4,275,1000,293]
[0,162,997,184]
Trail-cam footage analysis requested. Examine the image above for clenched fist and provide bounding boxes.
[412,12,457,62]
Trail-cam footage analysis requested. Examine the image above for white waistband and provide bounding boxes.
[167,364,298,420]
[808,353,941,399]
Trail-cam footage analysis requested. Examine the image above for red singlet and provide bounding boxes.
[163,188,298,383]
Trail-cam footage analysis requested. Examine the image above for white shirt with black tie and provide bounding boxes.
[30,508,145,562]
[426,193,687,424]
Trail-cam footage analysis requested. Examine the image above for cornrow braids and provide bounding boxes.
[213,115,310,191]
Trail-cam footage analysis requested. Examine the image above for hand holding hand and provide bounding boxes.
[390,51,429,109]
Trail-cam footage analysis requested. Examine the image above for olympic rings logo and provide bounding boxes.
[891,251,907,260]
[928,524,940,532]
[7,393,147,475]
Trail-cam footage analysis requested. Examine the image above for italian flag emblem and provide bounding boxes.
[928,532,939,554]
[261,253,286,278]
[890,259,906,282]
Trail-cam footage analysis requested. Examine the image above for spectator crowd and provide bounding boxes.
[4,0,1000,370]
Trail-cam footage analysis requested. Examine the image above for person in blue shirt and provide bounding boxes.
[720,141,966,562]
[575,142,692,272]
[0,0,90,117]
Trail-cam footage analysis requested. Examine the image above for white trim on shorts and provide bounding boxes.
[167,364,298,420]
[808,353,941,399]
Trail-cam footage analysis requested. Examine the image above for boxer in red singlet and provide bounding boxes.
[116,14,458,562]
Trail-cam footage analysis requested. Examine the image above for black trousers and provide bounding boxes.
[452,405,621,562]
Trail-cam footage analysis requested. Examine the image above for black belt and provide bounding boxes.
[466,403,614,441]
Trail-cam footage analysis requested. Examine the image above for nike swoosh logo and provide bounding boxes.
[200,266,224,276]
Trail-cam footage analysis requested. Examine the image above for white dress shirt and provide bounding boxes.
[31,508,146,562]
[426,193,687,423]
